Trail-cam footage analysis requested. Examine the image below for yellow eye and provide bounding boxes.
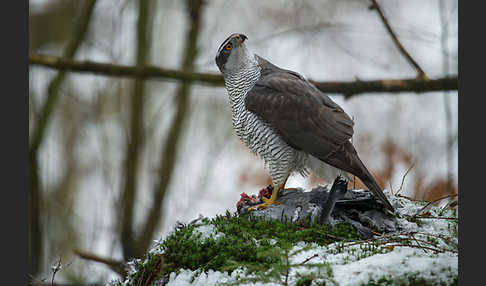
[225,43,232,50]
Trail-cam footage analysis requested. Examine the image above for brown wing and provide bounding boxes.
[245,55,354,160]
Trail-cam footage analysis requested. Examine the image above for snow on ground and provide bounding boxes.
[331,248,457,286]
[192,223,225,240]
[165,246,456,286]
[116,192,458,286]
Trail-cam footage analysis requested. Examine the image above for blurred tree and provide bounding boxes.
[119,0,153,261]
[119,0,206,260]
[137,0,206,254]
[29,1,79,52]
[29,0,97,277]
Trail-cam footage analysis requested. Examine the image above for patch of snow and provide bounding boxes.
[331,248,457,286]
[269,239,278,246]
[166,268,280,286]
[193,224,225,240]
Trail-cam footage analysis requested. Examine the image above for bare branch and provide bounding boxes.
[73,249,126,277]
[311,78,457,98]
[30,53,458,96]
[369,0,428,79]
[29,53,224,86]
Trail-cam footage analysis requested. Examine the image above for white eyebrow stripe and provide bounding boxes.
[217,33,240,53]
[217,38,230,52]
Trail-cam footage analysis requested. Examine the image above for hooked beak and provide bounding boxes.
[237,34,247,43]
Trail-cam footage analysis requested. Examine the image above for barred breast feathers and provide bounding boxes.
[224,63,309,185]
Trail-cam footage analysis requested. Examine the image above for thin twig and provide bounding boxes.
[414,216,458,221]
[369,0,428,79]
[411,233,428,253]
[395,163,415,195]
[440,199,458,213]
[300,254,319,265]
[415,232,458,250]
[50,258,62,286]
[342,231,400,247]
[384,244,452,254]
[342,231,457,254]
[414,193,458,216]
[396,193,423,202]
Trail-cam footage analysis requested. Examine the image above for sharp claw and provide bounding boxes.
[247,200,281,211]
[261,197,269,203]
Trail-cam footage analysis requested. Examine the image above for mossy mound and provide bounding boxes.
[110,195,458,286]
[119,211,361,285]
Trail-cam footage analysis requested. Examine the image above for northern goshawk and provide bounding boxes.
[215,33,395,213]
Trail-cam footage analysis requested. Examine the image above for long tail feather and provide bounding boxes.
[359,169,395,213]
[324,141,395,213]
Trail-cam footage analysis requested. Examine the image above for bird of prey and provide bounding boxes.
[215,33,395,213]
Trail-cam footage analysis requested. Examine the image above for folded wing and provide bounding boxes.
[245,55,355,161]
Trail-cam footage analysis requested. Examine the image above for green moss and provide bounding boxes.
[119,210,457,286]
[124,211,360,285]
[211,211,360,246]
[296,276,313,286]
[159,211,359,276]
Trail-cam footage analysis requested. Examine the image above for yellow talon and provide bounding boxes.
[247,175,291,212]
[261,196,280,203]
[248,184,284,211]
[248,199,281,211]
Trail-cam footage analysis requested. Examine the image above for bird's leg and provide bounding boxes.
[248,183,282,211]
[248,175,290,211]
[279,175,299,192]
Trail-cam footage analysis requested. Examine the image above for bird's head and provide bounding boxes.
[215,33,252,74]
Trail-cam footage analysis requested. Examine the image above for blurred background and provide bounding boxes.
[28,0,458,284]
